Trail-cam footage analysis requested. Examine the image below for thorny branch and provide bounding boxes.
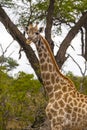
[68,54,87,92]
[69,54,87,76]
[0,40,14,56]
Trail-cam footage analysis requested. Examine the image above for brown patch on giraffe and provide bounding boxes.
[63,93,68,102]
[45,72,50,80]
[70,91,76,98]
[62,86,68,93]
[39,52,43,57]
[85,99,87,104]
[58,100,65,108]
[66,113,71,119]
[46,85,53,93]
[78,108,81,113]
[50,108,57,117]
[54,84,58,92]
[40,58,45,63]
[40,64,44,71]
[56,77,60,83]
[81,98,84,102]
[78,102,82,107]
[54,84,61,92]
[45,80,50,85]
[43,53,47,58]
[59,108,65,115]
[44,63,48,71]
[68,97,72,103]
[40,64,46,71]
[77,113,82,119]
[52,118,56,126]
[82,103,86,108]
[61,80,66,85]
[67,107,72,114]
[77,98,80,101]
[82,109,85,115]
[57,116,63,123]
[51,74,55,84]
[47,57,50,63]
[65,104,72,113]
[54,72,57,77]
[76,92,80,97]
[55,91,62,100]
[53,101,59,109]
[73,107,78,112]
[80,94,84,98]
[70,102,74,107]
[72,112,77,121]
[67,86,74,92]
[73,99,77,106]
[49,64,53,72]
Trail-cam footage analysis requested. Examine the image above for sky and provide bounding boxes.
[0,21,86,78]
[0,22,36,77]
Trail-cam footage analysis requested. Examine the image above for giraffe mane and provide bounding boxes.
[40,35,76,89]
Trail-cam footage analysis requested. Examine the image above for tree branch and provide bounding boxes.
[55,11,87,69]
[80,28,85,57]
[45,0,55,51]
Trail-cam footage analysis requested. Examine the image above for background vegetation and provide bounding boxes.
[0,58,46,129]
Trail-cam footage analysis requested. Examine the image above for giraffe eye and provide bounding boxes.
[35,32,39,35]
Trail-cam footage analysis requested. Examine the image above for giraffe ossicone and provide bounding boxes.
[26,23,87,130]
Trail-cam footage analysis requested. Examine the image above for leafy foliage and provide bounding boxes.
[0,56,19,71]
[2,0,87,28]
[0,0,15,8]
[66,71,87,94]
[6,0,87,27]
[0,66,46,129]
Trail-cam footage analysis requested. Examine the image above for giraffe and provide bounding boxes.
[26,23,87,130]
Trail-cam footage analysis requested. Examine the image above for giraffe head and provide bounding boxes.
[26,23,43,44]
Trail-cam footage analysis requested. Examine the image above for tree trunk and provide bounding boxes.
[0,5,42,83]
[45,0,55,52]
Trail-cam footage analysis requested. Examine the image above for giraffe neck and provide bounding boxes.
[36,35,75,99]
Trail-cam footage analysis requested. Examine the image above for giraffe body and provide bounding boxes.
[26,23,87,130]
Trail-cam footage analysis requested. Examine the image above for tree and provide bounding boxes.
[0,0,87,83]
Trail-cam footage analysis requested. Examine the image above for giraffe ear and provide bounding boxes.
[28,23,33,29]
[35,22,39,29]
[39,27,44,33]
